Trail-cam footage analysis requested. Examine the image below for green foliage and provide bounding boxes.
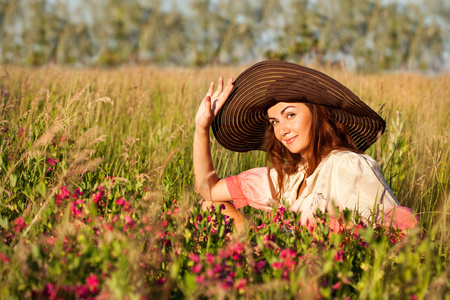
[0,0,448,71]
[0,66,448,298]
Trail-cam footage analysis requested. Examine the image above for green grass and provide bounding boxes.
[0,65,448,299]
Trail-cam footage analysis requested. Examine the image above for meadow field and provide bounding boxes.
[0,65,448,299]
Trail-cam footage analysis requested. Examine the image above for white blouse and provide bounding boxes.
[225,150,416,228]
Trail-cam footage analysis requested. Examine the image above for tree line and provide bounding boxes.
[0,0,448,71]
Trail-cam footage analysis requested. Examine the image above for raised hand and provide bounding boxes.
[195,77,234,131]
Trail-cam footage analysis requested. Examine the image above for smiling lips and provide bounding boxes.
[284,136,297,144]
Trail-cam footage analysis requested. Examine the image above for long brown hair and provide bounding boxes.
[265,102,362,199]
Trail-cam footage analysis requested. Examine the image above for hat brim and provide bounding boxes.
[212,60,385,152]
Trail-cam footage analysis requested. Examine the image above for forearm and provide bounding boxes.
[193,126,219,200]
[201,200,257,232]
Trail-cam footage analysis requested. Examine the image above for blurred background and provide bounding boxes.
[0,0,449,72]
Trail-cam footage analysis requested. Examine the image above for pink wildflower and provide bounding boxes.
[0,253,10,263]
[61,186,70,198]
[253,260,266,273]
[272,262,284,269]
[206,253,215,264]
[92,188,104,204]
[86,273,100,294]
[13,217,26,232]
[280,248,296,259]
[123,200,131,211]
[55,186,71,205]
[42,283,55,298]
[333,249,345,262]
[235,278,247,291]
[74,284,89,298]
[46,237,57,245]
[116,197,125,206]
[192,264,202,274]
[46,158,59,166]
[188,253,200,263]
[332,281,341,291]
[70,199,84,217]
[18,128,25,138]
[212,264,223,275]
[74,188,83,199]
[196,275,205,284]
[155,278,165,285]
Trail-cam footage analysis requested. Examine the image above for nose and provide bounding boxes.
[278,120,290,136]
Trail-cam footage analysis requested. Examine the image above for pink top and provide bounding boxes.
[225,150,418,230]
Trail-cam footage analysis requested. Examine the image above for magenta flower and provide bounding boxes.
[74,188,83,199]
[212,264,223,275]
[0,253,10,263]
[18,128,25,138]
[272,262,284,269]
[13,217,26,232]
[42,283,55,298]
[92,188,104,204]
[155,278,166,285]
[332,281,341,291]
[253,260,266,273]
[55,186,71,205]
[70,199,84,217]
[192,264,202,274]
[206,253,215,264]
[188,253,200,263]
[74,284,89,298]
[46,157,59,166]
[61,186,70,198]
[116,197,125,206]
[46,237,57,245]
[280,249,296,259]
[235,278,247,291]
[196,275,205,284]
[86,273,100,294]
[333,249,345,262]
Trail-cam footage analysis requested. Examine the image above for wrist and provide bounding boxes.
[195,125,210,135]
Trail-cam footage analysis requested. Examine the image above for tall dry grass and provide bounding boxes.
[0,65,448,298]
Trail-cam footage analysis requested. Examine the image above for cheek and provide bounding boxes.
[273,128,282,141]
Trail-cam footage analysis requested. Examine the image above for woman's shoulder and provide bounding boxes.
[323,150,381,173]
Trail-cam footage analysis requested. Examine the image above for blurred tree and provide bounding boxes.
[0,0,447,71]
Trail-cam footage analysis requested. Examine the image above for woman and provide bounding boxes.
[194,60,417,232]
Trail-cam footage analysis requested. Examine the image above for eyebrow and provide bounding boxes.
[268,106,296,119]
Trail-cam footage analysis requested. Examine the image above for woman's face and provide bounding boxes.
[267,102,312,155]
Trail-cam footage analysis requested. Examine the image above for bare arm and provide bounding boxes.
[193,77,234,202]
[193,77,257,231]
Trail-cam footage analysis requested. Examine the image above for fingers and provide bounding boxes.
[216,77,224,94]
[206,81,214,97]
[203,96,212,118]
[223,78,234,95]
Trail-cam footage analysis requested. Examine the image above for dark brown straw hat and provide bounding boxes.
[211,60,385,152]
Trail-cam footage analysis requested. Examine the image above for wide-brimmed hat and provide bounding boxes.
[212,60,385,152]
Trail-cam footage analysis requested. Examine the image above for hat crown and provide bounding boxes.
[212,60,385,152]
